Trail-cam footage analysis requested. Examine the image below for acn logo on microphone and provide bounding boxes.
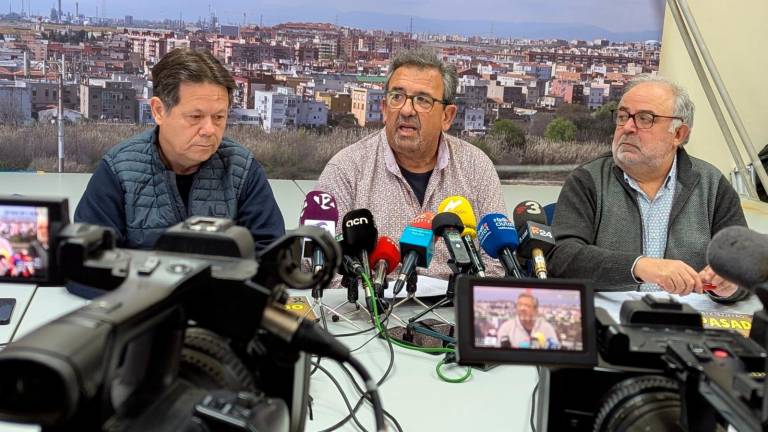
[345,217,369,227]
[530,226,553,238]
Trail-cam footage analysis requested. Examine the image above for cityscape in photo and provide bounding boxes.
[0,1,663,179]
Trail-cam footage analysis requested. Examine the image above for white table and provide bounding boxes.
[0,284,36,347]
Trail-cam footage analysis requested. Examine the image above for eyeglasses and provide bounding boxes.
[386,90,450,113]
[612,109,683,129]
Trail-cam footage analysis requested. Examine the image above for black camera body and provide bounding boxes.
[0,196,341,432]
[546,296,767,432]
[454,275,768,432]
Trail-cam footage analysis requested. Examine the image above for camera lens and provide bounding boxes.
[0,359,74,424]
[593,375,683,432]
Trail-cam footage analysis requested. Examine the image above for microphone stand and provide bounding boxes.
[391,267,451,325]
[406,259,465,328]
[327,274,372,327]
[304,265,355,330]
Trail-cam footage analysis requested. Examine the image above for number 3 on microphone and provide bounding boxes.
[524,201,541,214]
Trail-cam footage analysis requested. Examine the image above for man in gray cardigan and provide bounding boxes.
[548,74,747,303]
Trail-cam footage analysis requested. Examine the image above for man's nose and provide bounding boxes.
[399,97,417,116]
[198,116,216,136]
[620,116,639,134]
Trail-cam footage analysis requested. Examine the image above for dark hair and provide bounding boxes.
[151,48,236,111]
[385,47,458,104]
[517,293,539,309]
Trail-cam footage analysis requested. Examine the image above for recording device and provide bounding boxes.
[454,276,597,367]
[431,212,472,274]
[369,236,400,298]
[707,225,768,288]
[299,191,338,273]
[512,200,554,279]
[477,213,524,278]
[456,252,768,432]
[0,196,392,432]
[341,208,378,277]
[0,196,69,284]
[0,298,15,325]
[393,212,435,295]
[438,196,486,277]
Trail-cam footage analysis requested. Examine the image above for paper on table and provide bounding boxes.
[381,275,448,299]
[595,290,763,324]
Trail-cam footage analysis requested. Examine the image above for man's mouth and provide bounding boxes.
[397,124,419,134]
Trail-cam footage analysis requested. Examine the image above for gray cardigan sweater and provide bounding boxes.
[548,148,748,303]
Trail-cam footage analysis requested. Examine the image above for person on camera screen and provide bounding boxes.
[497,292,560,349]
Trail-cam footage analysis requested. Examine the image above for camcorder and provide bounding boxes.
[454,275,768,432]
[0,196,345,432]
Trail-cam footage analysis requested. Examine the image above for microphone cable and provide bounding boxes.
[359,271,472,384]
[314,307,400,432]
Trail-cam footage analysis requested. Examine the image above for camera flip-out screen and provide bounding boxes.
[456,277,597,367]
[0,197,68,284]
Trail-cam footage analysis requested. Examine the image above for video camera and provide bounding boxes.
[454,275,768,432]
[0,196,345,432]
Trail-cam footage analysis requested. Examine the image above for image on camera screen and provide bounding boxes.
[0,205,49,280]
[473,286,583,351]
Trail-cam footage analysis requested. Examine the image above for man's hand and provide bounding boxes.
[699,265,739,298]
[634,257,703,295]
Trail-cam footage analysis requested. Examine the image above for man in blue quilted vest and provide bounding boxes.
[75,48,285,252]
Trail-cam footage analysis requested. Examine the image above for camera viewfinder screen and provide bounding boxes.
[0,205,49,280]
[473,286,583,351]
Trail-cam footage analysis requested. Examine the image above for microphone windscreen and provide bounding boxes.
[512,200,547,231]
[408,212,435,230]
[369,236,400,272]
[477,213,519,259]
[543,203,556,225]
[438,196,478,238]
[431,212,464,236]
[707,226,768,288]
[299,191,339,229]
[342,208,378,254]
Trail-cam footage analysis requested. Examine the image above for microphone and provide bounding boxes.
[477,213,524,278]
[707,226,768,289]
[431,212,472,274]
[438,196,486,277]
[341,208,378,278]
[393,212,436,295]
[299,191,338,274]
[368,236,400,297]
[512,200,555,279]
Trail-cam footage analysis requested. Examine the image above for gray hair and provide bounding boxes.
[385,47,458,104]
[623,74,695,143]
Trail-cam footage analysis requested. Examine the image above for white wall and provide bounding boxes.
[659,0,768,177]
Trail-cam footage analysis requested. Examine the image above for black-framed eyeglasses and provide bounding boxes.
[386,90,450,113]
[612,109,683,129]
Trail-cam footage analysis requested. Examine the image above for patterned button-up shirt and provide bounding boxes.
[625,156,678,291]
[317,129,508,282]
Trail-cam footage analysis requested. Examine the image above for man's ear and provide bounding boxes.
[673,123,691,147]
[442,104,458,131]
[149,97,167,125]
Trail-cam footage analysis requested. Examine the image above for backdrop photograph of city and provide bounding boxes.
[0,0,664,181]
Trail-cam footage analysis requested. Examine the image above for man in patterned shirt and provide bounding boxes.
[316,48,507,281]
[548,74,748,303]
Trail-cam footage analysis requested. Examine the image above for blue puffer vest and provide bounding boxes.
[103,128,252,249]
